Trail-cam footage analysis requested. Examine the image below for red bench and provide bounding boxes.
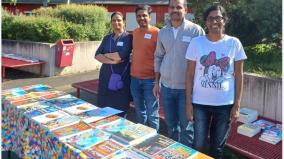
[71,79,165,119]
[2,57,45,79]
[226,116,282,159]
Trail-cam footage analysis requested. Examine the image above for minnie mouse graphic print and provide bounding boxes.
[185,35,247,106]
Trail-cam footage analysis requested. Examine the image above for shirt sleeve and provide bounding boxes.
[185,38,197,61]
[95,35,108,56]
[234,38,247,61]
[154,32,166,73]
[118,34,133,61]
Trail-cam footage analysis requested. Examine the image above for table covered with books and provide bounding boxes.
[2,84,212,159]
[226,108,282,159]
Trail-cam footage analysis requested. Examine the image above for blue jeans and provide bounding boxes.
[160,84,193,147]
[130,77,159,131]
[193,104,233,159]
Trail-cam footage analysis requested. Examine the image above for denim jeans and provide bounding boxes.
[160,83,193,147]
[130,77,159,131]
[193,103,233,159]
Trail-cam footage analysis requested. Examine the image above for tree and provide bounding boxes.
[187,0,282,46]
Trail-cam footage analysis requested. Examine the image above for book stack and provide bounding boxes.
[153,142,198,159]
[51,122,92,140]
[237,123,261,137]
[238,107,258,123]
[88,115,121,128]
[82,139,125,159]
[107,148,150,159]
[97,118,135,134]
[253,119,275,130]
[76,107,123,123]
[133,134,176,157]
[42,115,81,131]
[259,124,282,145]
[65,129,111,150]
[111,123,157,146]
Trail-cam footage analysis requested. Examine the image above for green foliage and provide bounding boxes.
[244,43,282,78]
[187,0,282,46]
[33,4,109,41]
[2,4,110,42]
[2,15,69,42]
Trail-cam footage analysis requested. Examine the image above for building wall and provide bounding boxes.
[2,40,102,77]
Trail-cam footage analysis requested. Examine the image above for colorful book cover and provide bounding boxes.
[32,110,70,124]
[24,84,52,93]
[47,94,86,109]
[2,87,26,95]
[2,88,27,100]
[107,148,150,159]
[4,93,36,103]
[11,97,42,107]
[97,118,135,134]
[63,103,98,115]
[42,115,80,131]
[153,142,197,159]
[30,90,66,98]
[24,105,59,118]
[82,139,124,159]
[77,107,123,123]
[111,123,157,146]
[253,119,275,129]
[22,84,51,91]
[40,91,67,99]
[262,126,282,138]
[65,129,111,150]
[134,134,176,157]
[17,100,53,112]
[88,115,121,128]
[237,123,261,137]
[52,122,92,140]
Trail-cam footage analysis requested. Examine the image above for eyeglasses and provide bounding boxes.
[207,16,224,22]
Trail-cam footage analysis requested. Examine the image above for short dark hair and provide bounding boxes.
[203,4,228,22]
[111,12,124,21]
[168,0,187,9]
[135,5,152,15]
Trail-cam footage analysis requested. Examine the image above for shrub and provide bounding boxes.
[2,15,69,42]
[244,43,282,78]
[34,4,109,41]
[2,4,110,42]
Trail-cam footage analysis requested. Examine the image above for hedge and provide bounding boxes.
[2,4,110,43]
[244,43,282,78]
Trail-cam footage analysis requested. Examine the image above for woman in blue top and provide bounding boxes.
[95,12,133,117]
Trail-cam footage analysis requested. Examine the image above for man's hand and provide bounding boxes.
[153,83,160,98]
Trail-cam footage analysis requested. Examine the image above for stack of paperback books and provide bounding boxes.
[110,123,157,146]
[259,124,282,144]
[253,119,275,130]
[237,123,261,137]
[238,107,258,123]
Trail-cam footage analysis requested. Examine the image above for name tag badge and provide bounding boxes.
[144,33,152,39]
[182,36,191,42]
[117,41,124,46]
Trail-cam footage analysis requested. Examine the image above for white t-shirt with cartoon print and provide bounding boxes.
[185,35,247,106]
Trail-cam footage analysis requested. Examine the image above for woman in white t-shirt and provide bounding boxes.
[185,4,247,159]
